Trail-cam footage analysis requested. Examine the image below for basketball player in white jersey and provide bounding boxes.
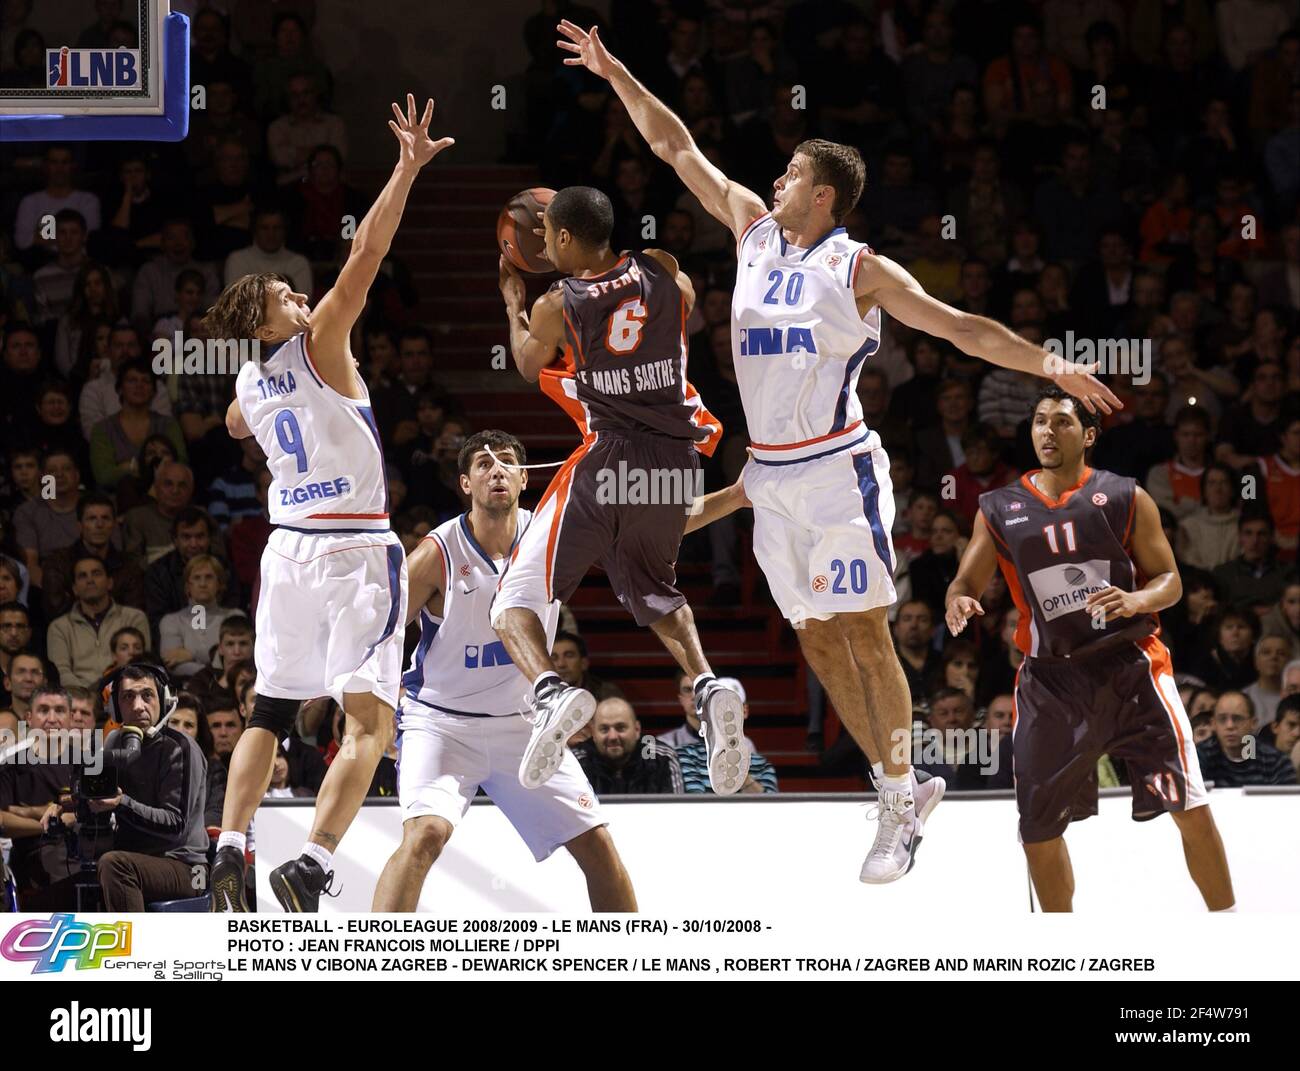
[558,22,1121,883]
[373,430,749,911]
[203,96,454,912]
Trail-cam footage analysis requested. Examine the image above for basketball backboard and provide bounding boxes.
[0,0,189,140]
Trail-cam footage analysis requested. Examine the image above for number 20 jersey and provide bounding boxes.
[731,214,882,462]
[234,331,389,532]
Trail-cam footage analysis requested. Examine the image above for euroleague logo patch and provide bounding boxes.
[577,793,595,810]
[811,575,828,593]
[1092,492,1108,506]
[826,254,843,268]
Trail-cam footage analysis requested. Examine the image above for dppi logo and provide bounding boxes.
[48,48,141,89]
[1,914,131,974]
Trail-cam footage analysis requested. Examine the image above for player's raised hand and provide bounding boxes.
[557,20,617,79]
[1050,362,1123,416]
[388,94,454,170]
[498,255,526,310]
[945,595,984,637]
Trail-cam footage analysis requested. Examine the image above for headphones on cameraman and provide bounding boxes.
[100,661,178,736]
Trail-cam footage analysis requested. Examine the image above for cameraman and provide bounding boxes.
[93,663,210,910]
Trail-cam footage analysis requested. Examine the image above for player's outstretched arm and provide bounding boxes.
[945,512,998,636]
[1085,488,1182,621]
[557,21,765,239]
[857,254,1123,416]
[405,535,446,625]
[683,471,751,535]
[499,257,564,383]
[311,95,454,387]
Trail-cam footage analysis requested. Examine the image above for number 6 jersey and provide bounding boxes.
[542,250,721,452]
[234,331,390,532]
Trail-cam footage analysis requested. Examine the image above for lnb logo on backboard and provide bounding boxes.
[47,48,141,89]
[1,914,132,973]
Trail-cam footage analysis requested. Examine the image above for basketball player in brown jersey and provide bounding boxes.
[946,386,1236,911]
[493,185,749,795]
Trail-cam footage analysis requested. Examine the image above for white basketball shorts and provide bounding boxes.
[255,527,408,708]
[743,431,897,622]
[395,699,605,861]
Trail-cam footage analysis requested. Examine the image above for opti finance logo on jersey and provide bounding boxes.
[47,47,141,88]
[1026,559,1112,621]
[1,914,132,973]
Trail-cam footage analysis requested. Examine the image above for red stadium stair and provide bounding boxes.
[377,164,863,791]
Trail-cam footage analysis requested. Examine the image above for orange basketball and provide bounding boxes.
[497,187,555,274]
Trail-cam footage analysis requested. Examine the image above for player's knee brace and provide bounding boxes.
[247,694,301,741]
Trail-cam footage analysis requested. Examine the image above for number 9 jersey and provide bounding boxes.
[234,331,390,532]
[233,331,406,709]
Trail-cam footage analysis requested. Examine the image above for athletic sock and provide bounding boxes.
[692,672,716,696]
[532,671,562,696]
[881,772,913,809]
[871,762,884,785]
[1211,904,1237,913]
[302,842,333,872]
[217,831,246,854]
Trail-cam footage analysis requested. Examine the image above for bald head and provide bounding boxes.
[1213,691,1254,756]
[154,459,191,485]
[154,461,194,513]
[591,698,640,767]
